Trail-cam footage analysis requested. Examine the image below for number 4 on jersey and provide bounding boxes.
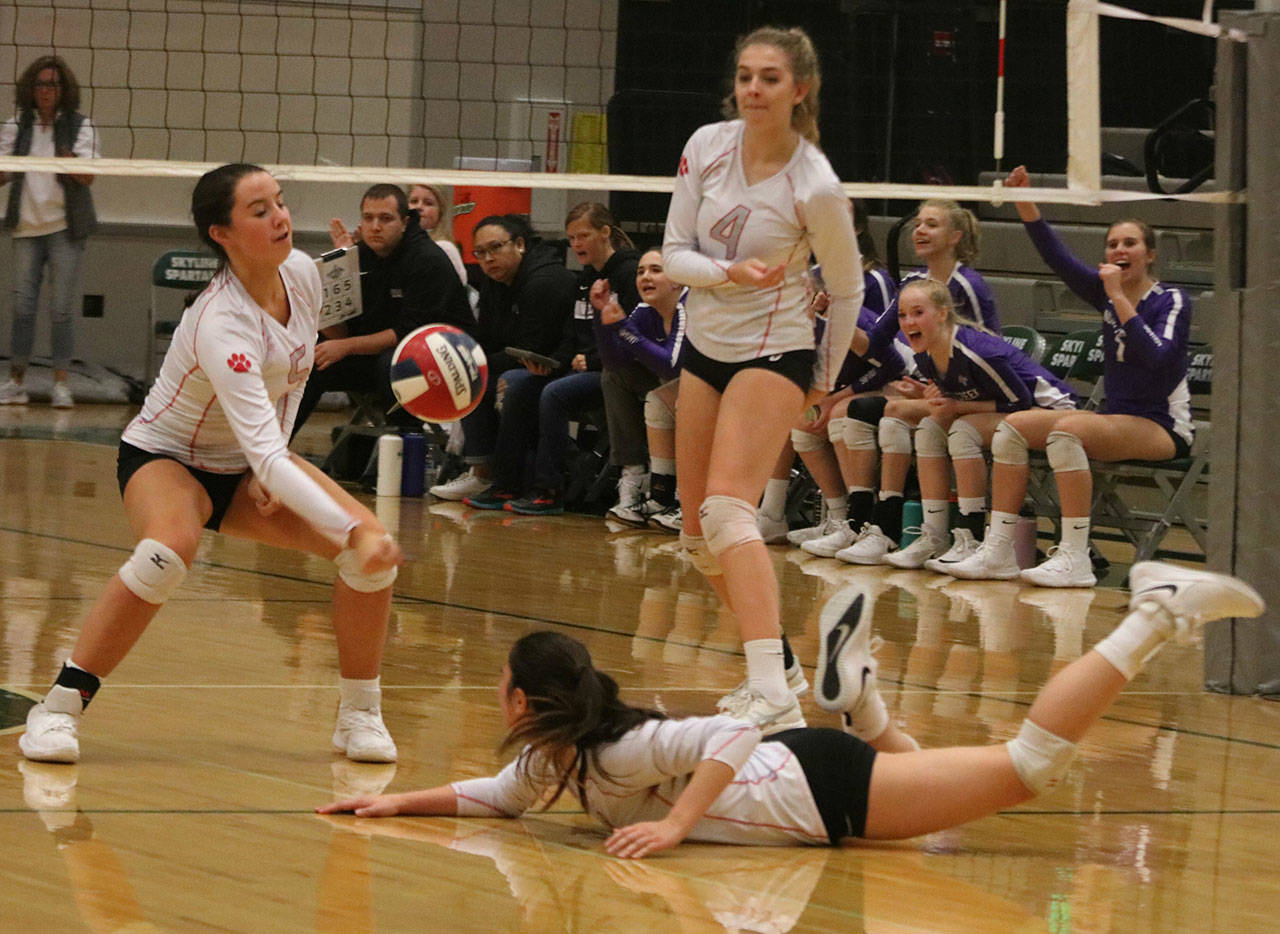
[709,205,751,261]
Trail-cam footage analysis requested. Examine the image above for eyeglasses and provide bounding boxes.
[472,239,513,260]
[34,80,60,89]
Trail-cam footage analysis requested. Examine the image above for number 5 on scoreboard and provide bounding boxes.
[709,205,750,260]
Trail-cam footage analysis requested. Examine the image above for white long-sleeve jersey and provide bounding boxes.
[451,715,830,846]
[662,120,863,393]
[123,249,355,545]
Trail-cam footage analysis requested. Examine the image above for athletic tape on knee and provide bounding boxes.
[679,532,722,577]
[1005,719,1076,795]
[914,417,949,458]
[826,416,848,445]
[991,421,1029,466]
[1046,430,1089,473]
[948,419,985,461]
[334,536,399,593]
[118,538,188,605]
[877,417,913,456]
[644,391,675,430]
[790,427,828,453]
[842,417,877,451]
[700,495,763,556]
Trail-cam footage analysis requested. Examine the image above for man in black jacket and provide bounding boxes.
[291,183,473,435]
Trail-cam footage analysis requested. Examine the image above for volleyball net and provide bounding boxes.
[0,0,1247,215]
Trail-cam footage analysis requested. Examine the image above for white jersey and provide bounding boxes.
[662,120,863,392]
[451,715,830,846]
[123,249,355,545]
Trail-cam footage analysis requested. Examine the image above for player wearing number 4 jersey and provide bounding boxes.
[662,27,865,736]
[19,164,404,767]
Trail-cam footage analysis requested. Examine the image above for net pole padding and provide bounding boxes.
[0,156,1246,206]
[994,0,1007,170]
[1066,0,1102,193]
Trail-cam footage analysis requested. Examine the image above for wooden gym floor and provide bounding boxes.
[2,405,1278,931]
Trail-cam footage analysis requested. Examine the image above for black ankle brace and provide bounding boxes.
[54,663,101,709]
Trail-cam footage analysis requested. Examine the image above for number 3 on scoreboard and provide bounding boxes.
[709,205,751,260]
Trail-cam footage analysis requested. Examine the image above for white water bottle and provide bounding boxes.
[375,434,403,497]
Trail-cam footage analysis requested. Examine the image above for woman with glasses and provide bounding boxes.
[429,214,578,503]
[0,56,100,408]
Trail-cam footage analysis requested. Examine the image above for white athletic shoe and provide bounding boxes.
[834,524,895,565]
[813,584,884,716]
[608,495,662,528]
[1128,561,1265,642]
[940,537,1021,580]
[725,689,807,734]
[429,469,491,501]
[717,660,809,716]
[332,704,398,763]
[50,382,74,409]
[885,527,948,569]
[924,528,981,574]
[800,522,859,558]
[0,379,28,405]
[786,514,847,547]
[1020,545,1097,588]
[18,686,83,764]
[757,511,790,544]
[648,503,682,534]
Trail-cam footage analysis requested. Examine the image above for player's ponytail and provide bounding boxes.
[503,631,665,808]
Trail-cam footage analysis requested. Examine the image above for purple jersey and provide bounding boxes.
[836,305,913,392]
[914,327,1076,413]
[599,288,687,383]
[867,265,1002,353]
[1023,218,1192,444]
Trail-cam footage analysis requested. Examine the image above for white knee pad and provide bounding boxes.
[914,417,949,458]
[948,419,985,461]
[877,417,914,456]
[1046,430,1089,472]
[790,427,827,453]
[679,532,722,577]
[1005,719,1076,795]
[991,421,1029,466]
[842,417,877,451]
[699,495,763,556]
[118,538,188,605]
[334,537,399,593]
[826,416,848,445]
[644,390,675,430]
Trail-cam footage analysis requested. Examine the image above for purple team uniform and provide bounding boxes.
[913,327,1076,412]
[1023,218,1193,446]
[596,288,688,382]
[866,265,1001,354]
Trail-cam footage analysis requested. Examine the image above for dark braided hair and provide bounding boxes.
[502,631,665,808]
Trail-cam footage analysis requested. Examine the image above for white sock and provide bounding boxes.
[921,499,949,539]
[957,496,986,516]
[651,456,676,476]
[986,510,1019,548]
[1061,518,1091,553]
[744,638,790,705]
[621,464,646,479]
[1093,603,1175,680]
[340,676,382,710]
[824,495,848,522]
[760,479,788,520]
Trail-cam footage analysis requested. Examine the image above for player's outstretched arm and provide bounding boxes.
[603,758,735,859]
[318,784,458,818]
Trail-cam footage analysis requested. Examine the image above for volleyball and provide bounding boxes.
[389,324,488,423]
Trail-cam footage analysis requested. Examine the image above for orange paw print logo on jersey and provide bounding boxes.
[227,353,251,373]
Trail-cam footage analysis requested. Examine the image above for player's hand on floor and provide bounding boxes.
[604,818,687,859]
[316,794,400,817]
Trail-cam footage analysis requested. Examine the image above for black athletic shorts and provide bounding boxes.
[116,440,248,532]
[1161,424,1192,460]
[682,341,814,395]
[767,727,877,844]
